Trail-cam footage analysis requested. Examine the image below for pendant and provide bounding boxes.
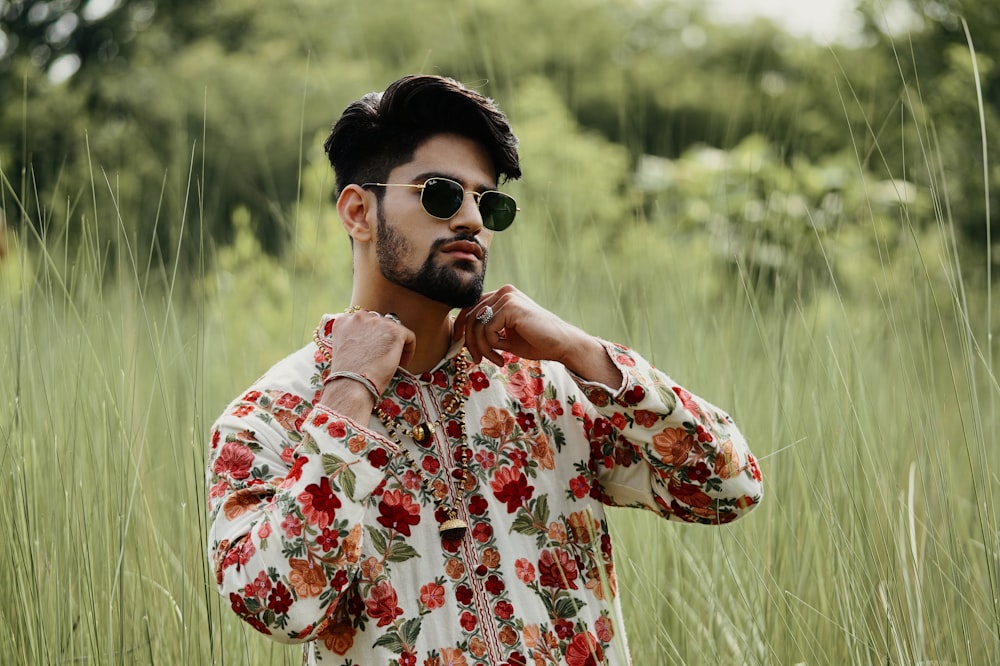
[411,422,433,443]
[439,517,468,541]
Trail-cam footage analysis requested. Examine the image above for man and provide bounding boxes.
[207,74,763,665]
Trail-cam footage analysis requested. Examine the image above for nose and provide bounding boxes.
[448,192,485,235]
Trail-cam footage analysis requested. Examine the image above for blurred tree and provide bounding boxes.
[1,0,989,285]
[857,0,999,253]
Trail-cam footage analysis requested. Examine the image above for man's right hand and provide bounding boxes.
[317,310,416,419]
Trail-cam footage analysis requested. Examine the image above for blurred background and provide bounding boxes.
[1,0,998,664]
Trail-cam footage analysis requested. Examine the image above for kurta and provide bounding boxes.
[207,314,763,665]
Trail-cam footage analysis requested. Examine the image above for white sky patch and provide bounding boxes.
[709,0,865,45]
[83,0,121,22]
[47,53,81,84]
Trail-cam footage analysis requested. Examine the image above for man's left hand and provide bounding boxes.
[455,285,623,387]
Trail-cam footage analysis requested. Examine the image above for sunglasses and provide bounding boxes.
[362,177,519,231]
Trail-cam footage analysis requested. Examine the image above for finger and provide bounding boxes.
[398,327,418,368]
[467,303,506,366]
[452,308,470,343]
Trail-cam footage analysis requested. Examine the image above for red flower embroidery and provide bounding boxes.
[298,477,341,529]
[469,371,490,391]
[395,381,417,400]
[326,420,347,439]
[687,460,713,484]
[231,403,254,418]
[468,494,488,516]
[455,584,473,605]
[365,581,403,627]
[490,467,534,512]
[377,489,421,536]
[495,599,514,619]
[213,441,254,480]
[591,418,613,439]
[368,447,389,468]
[543,398,564,419]
[507,367,544,409]
[537,549,579,590]
[565,631,604,666]
[621,385,645,405]
[276,393,301,409]
[267,581,293,614]
[485,574,505,595]
[569,475,590,499]
[672,385,702,418]
[515,558,536,584]
[669,481,714,509]
[419,582,445,610]
[634,409,659,428]
[421,454,440,474]
[317,527,339,552]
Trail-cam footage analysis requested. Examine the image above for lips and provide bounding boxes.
[440,240,484,262]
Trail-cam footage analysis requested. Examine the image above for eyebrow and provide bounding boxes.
[411,171,497,193]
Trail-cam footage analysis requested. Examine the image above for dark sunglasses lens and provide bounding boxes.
[480,192,517,231]
[421,178,465,219]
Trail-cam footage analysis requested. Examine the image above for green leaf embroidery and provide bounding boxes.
[511,513,539,536]
[385,541,420,563]
[656,382,678,414]
[373,631,404,652]
[367,525,388,556]
[399,617,422,645]
[534,494,550,526]
[321,453,346,476]
[553,595,585,619]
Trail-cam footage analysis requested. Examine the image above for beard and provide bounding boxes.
[375,208,488,308]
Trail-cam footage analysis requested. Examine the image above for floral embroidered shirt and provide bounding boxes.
[207,314,763,665]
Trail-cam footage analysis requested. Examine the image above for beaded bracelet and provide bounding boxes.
[324,371,381,401]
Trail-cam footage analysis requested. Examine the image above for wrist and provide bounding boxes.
[318,372,382,422]
[561,335,622,388]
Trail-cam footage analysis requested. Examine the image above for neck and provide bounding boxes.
[350,285,457,375]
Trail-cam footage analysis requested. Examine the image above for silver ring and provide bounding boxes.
[476,305,494,325]
[383,313,401,325]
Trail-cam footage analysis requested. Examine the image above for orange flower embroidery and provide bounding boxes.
[714,439,740,479]
[652,427,695,466]
[288,558,326,598]
[222,488,262,521]
[481,406,516,439]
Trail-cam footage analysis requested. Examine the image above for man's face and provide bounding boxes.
[372,134,498,308]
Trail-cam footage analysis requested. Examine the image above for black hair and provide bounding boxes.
[323,75,521,195]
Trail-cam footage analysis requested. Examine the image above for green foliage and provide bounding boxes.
[5,0,996,276]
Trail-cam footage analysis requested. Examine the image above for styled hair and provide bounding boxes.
[323,75,521,195]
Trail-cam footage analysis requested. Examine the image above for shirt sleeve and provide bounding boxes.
[570,341,764,525]
[206,388,393,641]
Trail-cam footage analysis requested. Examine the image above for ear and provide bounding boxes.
[337,184,375,243]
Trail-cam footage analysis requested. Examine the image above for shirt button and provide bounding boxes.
[475,564,488,577]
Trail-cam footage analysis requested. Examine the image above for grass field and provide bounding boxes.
[2,174,996,665]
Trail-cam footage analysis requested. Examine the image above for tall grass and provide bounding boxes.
[2,70,998,666]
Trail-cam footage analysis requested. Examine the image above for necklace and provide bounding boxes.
[313,310,472,540]
[375,353,472,541]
